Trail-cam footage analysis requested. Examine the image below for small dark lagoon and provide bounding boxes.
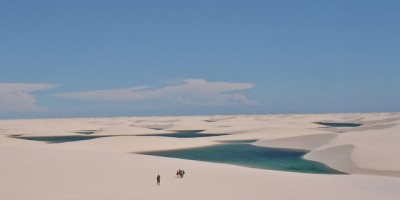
[137,130,227,138]
[11,130,228,143]
[138,133,227,138]
[315,122,362,127]
[140,142,343,174]
[12,135,110,143]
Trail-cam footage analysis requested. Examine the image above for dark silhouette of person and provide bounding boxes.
[157,175,161,186]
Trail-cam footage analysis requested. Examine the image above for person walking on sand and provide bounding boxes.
[157,175,161,186]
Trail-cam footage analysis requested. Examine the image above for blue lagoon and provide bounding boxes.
[140,142,343,174]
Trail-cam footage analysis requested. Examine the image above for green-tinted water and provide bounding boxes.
[140,143,343,174]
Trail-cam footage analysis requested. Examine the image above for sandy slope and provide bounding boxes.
[1,113,400,199]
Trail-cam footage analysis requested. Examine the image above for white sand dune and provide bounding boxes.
[254,133,337,150]
[1,113,400,199]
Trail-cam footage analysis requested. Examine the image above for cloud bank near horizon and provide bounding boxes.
[56,79,257,106]
[0,83,55,113]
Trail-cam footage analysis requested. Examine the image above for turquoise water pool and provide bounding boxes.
[140,143,343,174]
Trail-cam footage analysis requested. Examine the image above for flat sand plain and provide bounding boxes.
[1,113,400,200]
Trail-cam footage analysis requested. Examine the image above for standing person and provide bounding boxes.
[157,175,161,186]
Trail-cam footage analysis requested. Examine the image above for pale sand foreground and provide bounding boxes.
[1,113,400,200]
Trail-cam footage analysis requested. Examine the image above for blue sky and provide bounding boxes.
[1,0,399,119]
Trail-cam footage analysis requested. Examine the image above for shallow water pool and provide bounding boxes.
[140,143,343,174]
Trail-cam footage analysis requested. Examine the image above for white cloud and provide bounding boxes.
[0,83,55,113]
[56,79,257,106]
